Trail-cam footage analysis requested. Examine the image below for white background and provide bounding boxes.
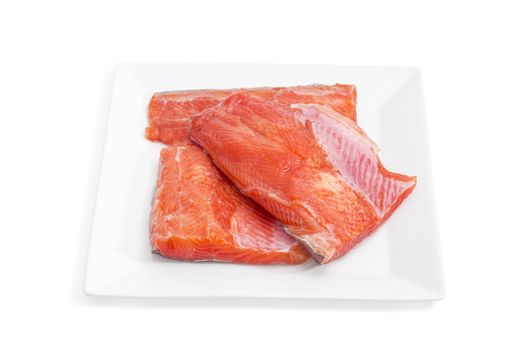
[1,1,523,349]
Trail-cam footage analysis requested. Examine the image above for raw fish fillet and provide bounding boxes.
[150,145,310,264]
[191,93,416,264]
[147,84,356,145]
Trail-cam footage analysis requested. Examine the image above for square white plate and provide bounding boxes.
[85,63,444,300]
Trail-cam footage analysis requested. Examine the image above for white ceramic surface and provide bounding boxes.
[84,63,444,300]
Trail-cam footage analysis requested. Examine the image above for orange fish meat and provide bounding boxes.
[146,84,356,145]
[150,145,310,264]
[191,93,416,264]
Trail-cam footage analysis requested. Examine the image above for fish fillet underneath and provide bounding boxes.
[147,84,356,145]
[150,145,310,264]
